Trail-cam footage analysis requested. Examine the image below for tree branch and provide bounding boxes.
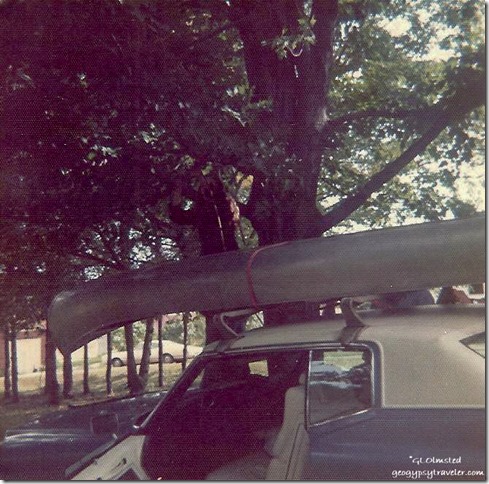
[318,73,485,232]
[187,22,232,52]
[325,66,484,134]
[97,229,128,270]
[325,105,441,131]
[319,114,451,232]
[72,251,121,270]
[317,177,350,198]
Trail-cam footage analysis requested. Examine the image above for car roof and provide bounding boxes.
[205,305,485,408]
[211,305,484,350]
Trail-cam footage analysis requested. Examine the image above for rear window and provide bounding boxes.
[308,348,372,425]
[461,333,485,358]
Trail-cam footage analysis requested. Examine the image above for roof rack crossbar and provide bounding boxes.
[212,308,257,344]
[340,298,366,327]
[339,297,367,345]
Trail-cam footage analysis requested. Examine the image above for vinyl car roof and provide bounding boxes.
[205,304,485,408]
[212,305,483,350]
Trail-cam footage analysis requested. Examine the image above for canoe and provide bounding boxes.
[49,215,485,354]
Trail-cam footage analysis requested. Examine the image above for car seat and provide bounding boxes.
[206,374,309,480]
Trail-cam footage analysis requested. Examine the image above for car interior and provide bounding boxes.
[141,350,310,480]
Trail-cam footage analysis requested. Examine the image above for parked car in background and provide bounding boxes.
[0,392,164,480]
[111,340,202,367]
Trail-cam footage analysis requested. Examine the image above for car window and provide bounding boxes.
[308,348,372,425]
[249,359,268,377]
[461,333,485,358]
[173,350,307,396]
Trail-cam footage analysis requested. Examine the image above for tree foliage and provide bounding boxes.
[0,0,484,348]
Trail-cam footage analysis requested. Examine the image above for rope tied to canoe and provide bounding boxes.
[245,242,288,309]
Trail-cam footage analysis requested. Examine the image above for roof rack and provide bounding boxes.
[213,308,257,340]
[339,297,367,345]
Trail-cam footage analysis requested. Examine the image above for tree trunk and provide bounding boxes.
[106,332,112,396]
[227,1,339,327]
[204,313,221,345]
[230,1,339,245]
[44,327,60,405]
[4,327,11,399]
[82,344,90,395]
[10,329,19,403]
[138,319,154,386]
[124,324,144,395]
[169,175,240,256]
[182,312,189,371]
[263,302,321,330]
[157,317,164,388]
[171,176,241,345]
[62,353,73,398]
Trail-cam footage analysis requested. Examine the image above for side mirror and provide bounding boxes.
[90,412,119,436]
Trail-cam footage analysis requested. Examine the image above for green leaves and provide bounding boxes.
[0,0,484,314]
[266,13,317,59]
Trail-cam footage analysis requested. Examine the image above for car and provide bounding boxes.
[110,340,202,367]
[67,304,485,480]
[45,216,484,480]
[0,392,164,480]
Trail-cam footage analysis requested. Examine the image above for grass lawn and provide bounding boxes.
[0,362,185,440]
